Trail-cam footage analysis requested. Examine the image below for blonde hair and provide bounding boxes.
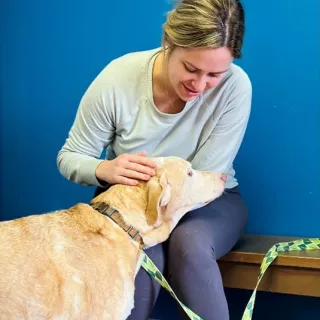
[162,0,245,58]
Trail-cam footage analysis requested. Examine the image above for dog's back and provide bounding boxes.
[0,204,139,319]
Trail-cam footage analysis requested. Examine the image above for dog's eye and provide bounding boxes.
[187,169,193,177]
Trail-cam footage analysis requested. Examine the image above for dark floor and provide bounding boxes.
[151,287,320,320]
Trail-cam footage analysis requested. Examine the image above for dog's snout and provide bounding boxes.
[220,174,227,183]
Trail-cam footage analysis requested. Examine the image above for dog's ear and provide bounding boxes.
[145,173,171,226]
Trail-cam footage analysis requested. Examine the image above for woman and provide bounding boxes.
[57,0,252,319]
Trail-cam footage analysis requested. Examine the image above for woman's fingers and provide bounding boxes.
[107,151,157,186]
[127,153,157,169]
[125,161,156,177]
[120,168,151,181]
[116,175,139,186]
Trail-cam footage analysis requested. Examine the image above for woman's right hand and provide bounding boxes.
[95,151,157,186]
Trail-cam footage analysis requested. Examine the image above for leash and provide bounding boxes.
[241,237,320,320]
[142,252,203,320]
[142,237,320,320]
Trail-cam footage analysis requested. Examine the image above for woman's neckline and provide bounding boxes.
[144,48,193,121]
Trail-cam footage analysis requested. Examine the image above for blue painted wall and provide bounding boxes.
[1,0,319,319]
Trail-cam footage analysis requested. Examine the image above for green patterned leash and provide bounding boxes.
[141,252,203,320]
[242,237,320,320]
[142,238,320,320]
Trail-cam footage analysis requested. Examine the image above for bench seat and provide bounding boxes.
[218,234,320,297]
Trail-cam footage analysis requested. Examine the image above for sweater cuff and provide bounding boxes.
[79,158,107,187]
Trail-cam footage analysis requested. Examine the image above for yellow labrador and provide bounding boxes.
[0,156,226,319]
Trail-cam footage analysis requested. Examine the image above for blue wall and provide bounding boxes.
[1,1,319,319]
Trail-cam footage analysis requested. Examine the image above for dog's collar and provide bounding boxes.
[90,201,144,249]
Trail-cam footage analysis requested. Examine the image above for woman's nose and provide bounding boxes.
[191,77,207,92]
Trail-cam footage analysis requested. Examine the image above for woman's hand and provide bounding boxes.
[95,151,157,186]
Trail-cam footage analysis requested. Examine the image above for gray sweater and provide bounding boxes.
[57,48,252,189]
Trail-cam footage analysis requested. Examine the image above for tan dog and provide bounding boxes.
[0,156,226,319]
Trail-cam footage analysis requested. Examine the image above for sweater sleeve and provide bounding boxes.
[191,76,252,175]
[57,71,116,187]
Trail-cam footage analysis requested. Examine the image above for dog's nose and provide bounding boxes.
[220,174,227,183]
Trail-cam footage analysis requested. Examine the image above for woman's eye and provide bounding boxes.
[188,170,193,177]
[184,64,196,73]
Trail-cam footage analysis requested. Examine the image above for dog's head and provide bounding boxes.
[92,156,226,248]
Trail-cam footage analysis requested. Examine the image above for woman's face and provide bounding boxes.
[166,46,233,102]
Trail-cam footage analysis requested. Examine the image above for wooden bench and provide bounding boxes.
[218,234,320,297]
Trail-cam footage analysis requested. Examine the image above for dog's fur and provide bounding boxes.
[0,156,226,319]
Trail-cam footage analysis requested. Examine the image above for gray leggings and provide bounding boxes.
[94,186,248,320]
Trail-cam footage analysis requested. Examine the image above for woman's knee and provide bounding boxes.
[167,224,215,271]
[172,188,247,260]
